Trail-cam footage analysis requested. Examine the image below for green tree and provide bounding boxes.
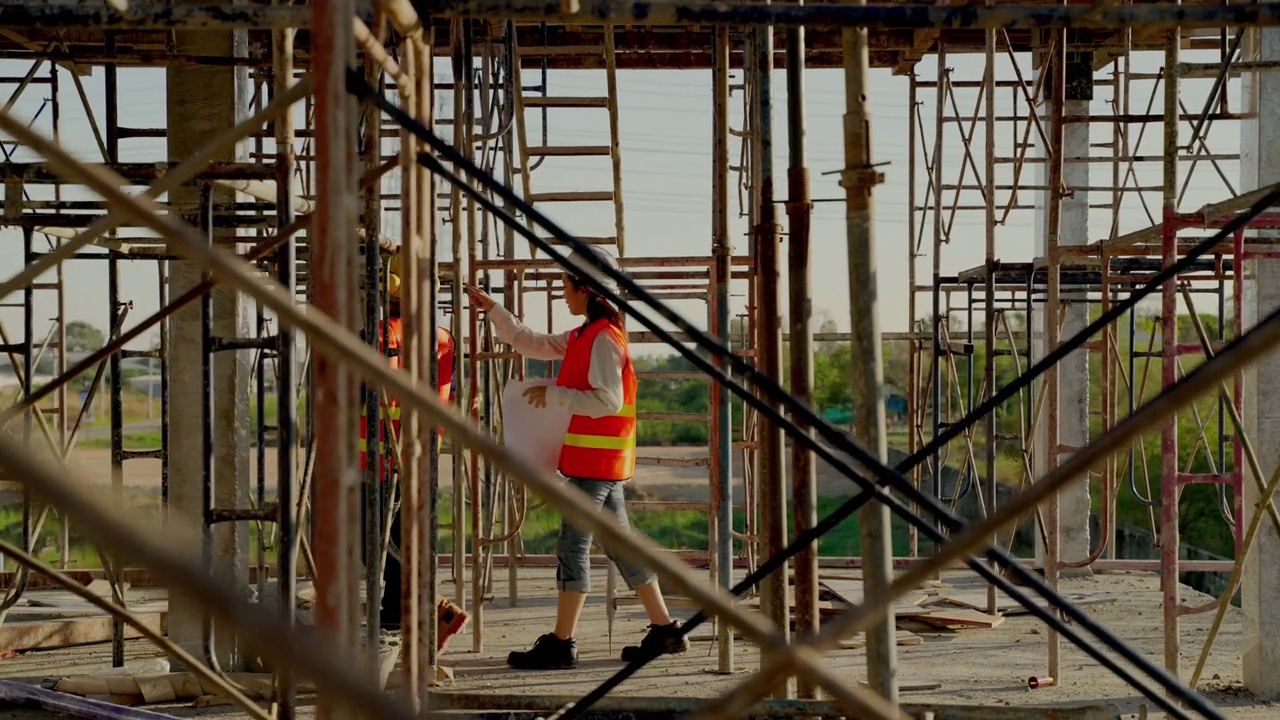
[65,321,105,353]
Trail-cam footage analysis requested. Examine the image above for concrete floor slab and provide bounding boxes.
[0,568,1273,719]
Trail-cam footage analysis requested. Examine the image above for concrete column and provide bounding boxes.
[1240,25,1280,699]
[165,15,251,669]
[1033,59,1092,572]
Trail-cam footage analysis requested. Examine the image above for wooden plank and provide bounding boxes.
[926,590,1116,616]
[820,579,932,616]
[837,630,925,649]
[19,600,168,615]
[0,612,167,651]
[903,608,1005,629]
[859,679,942,692]
[0,566,275,590]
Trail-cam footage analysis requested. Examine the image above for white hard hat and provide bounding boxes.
[565,245,622,297]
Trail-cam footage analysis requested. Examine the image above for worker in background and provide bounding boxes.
[361,250,469,651]
[465,246,689,670]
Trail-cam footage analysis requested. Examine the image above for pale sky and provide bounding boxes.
[0,45,1242,358]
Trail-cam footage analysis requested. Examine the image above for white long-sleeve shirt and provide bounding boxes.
[488,305,626,419]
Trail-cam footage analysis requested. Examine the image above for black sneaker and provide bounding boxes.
[620,621,690,662]
[507,632,578,670]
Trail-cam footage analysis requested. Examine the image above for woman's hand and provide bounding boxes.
[523,385,548,408]
[465,284,497,313]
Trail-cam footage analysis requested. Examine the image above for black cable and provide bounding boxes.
[347,72,1231,719]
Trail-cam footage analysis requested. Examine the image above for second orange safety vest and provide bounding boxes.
[359,317,455,478]
[555,319,637,481]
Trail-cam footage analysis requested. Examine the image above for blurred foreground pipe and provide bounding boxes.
[0,680,179,720]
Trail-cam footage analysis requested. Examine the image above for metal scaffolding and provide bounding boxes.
[0,3,1279,720]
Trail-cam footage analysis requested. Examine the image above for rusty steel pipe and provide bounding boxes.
[784,11,819,701]
[842,6,897,708]
[0,74,313,303]
[690,305,1279,719]
[0,107,903,720]
[0,158,396,425]
[1028,676,1056,689]
[0,537,270,720]
[422,0,1280,29]
[311,0,363,714]
[0,3,312,28]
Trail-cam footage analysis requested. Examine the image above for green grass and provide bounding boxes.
[437,494,925,558]
[0,490,939,573]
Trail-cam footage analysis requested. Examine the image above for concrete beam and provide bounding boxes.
[164,4,250,671]
[1241,23,1280,700]
[1033,82,1092,574]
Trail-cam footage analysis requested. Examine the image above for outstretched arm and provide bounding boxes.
[467,285,572,361]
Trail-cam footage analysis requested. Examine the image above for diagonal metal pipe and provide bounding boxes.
[0,157,398,424]
[348,72,1236,719]
[410,136,1216,720]
[693,301,1280,719]
[0,106,902,720]
[0,536,270,720]
[0,74,313,303]
[345,74,1254,717]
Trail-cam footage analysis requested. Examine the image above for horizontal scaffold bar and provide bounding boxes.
[422,0,1280,29]
[0,2,312,28]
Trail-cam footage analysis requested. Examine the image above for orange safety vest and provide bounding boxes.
[360,317,455,479]
[555,319,637,481]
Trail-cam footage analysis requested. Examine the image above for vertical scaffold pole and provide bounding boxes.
[785,7,819,701]
[982,7,999,616]
[312,0,362,715]
[1160,22,1183,687]
[711,24,736,675]
[843,5,898,709]
[273,22,299,720]
[752,9,790,700]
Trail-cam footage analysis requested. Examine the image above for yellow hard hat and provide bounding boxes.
[385,250,439,299]
[388,251,404,299]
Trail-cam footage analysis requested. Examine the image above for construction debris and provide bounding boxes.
[42,671,313,707]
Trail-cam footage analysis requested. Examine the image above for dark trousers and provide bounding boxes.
[373,432,439,628]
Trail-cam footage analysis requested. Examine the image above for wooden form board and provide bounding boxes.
[837,630,925,649]
[0,612,167,652]
[906,608,1005,629]
[819,579,934,618]
[926,590,1116,616]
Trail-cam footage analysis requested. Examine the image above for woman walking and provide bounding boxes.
[466,246,689,670]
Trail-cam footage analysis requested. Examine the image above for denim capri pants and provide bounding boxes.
[556,476,656,593]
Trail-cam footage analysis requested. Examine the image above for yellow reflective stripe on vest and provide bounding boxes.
[616,403,636,418]
[359,405,401,420]
[358,438,389,453]
[563,433,637,451]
